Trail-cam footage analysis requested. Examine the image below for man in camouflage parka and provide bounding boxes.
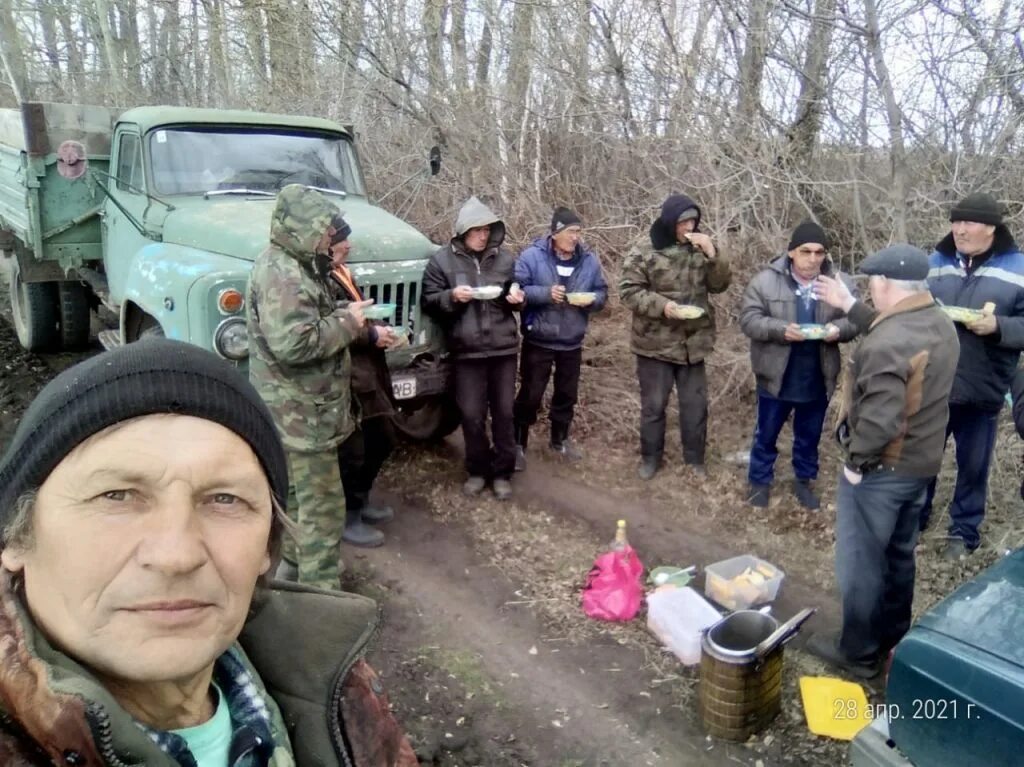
[247,184,372,590]
[619,193,731,480]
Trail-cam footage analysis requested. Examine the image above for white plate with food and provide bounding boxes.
[942,306,985,324]
[470,285,503,300]
[566,291,597,307]
[669,304,705,320]
[798,324,828,340]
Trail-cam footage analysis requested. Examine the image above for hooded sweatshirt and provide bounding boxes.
[247,184,363,451]
[420,196,521,358]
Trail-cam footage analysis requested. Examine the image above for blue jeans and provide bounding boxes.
[920,403,999,548]
[836,470,928,662]
[747,390,829,486]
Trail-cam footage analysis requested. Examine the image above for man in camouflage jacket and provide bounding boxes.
[619,193,731,479]
[247,184,371,590]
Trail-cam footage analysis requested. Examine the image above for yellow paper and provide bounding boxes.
[799,676,873,741]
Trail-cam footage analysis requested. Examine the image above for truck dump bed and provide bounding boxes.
[0,103,117,276]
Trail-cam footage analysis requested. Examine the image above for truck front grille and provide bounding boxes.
[364,280,421,339]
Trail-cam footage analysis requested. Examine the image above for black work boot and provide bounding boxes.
[638,456,660,480]
[748,484,770,508]
[514,423,529,472]
[342,509,385,548]
[793,479,820,510]
[550,423,583,462]
[806,634,881,680]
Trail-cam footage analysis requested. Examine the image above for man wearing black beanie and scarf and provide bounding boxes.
[740,221,860,509]
[620,193,731,479]
[0,339,419,765]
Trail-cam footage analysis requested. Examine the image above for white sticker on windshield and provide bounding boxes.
[155,130,167,143]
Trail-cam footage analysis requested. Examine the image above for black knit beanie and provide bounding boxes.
[330,213,352,245]
[0,339,289,542]
[950,192,1004,226]
[788,220,830,251]
[551,207,583,233]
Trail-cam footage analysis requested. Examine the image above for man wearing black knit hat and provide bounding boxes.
[921,192,1024,559]
[619,193,731,479]
[739,221,860,510]
[0,339,419,764]
[327,212,403,548]
[512,207,608,468]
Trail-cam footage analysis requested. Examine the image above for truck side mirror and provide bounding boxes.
[429,146,442,176]
[57,140,88,180]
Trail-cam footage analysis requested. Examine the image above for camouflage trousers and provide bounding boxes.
[284,448,346,590]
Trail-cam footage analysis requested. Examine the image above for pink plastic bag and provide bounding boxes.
[581,546,645,622]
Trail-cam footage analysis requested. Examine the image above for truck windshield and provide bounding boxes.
[147,127,364,196]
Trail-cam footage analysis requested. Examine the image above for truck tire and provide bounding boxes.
[9,258,59,352]
[392,395,461,442]
[58,281,91,350]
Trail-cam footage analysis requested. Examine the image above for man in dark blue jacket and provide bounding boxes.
[923,192,1024,558]
[513,207,608,469]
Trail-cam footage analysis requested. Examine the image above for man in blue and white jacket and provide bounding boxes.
[923,192,1024,558]
[513,207,608,469]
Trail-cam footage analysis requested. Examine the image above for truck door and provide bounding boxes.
[102,125,153,304]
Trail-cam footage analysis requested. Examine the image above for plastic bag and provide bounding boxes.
[581,546,644,622]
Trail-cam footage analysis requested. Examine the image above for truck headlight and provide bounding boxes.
[214,318,248,360]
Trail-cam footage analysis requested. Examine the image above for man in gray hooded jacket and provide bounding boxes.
[421,197,525,500]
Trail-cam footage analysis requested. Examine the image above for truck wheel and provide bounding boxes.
[392,395,461,442]
[9,258,59,352]
[58,281,91,350]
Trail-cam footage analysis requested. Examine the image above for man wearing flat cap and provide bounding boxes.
[740,221,860,510]
[920,192,1024,558]
[620,193,731,480]
[809,246,958,678]
[0,339,418,764]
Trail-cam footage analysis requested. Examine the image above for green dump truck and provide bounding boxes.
[0,101,457,439]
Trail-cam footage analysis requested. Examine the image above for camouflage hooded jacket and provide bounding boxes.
[247,185,362,452]
[619,196,731,365]
[0,573,420,766]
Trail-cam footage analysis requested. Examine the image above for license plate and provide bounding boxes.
[392,376,417,400]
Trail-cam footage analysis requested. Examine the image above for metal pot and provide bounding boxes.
[698,608,816,740]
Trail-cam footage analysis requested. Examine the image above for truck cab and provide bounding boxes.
[0,102,457,439]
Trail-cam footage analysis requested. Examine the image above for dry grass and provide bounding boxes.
[378,281,1024,764]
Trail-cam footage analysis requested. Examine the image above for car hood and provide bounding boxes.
[160,195,437,263]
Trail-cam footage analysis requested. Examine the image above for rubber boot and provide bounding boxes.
[361,504,395,524]
[342,509,385,547]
